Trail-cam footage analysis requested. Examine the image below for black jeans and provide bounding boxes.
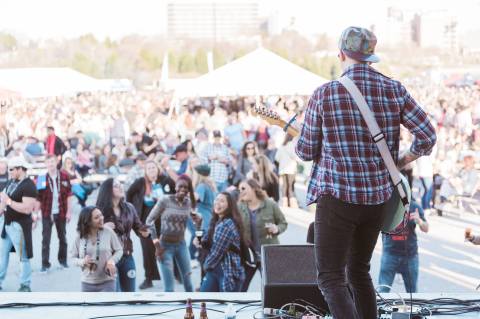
[42,214,67,267]
[140,237,161,281]
[241,262,261,292]
[315,195,387,319]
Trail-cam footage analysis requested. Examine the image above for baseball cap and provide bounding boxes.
[339,26,379,63]
[194,164,211,177]
[173,143,188,155]
[135,153,148,161]
[8,156,30,170]
[213,130,222,138]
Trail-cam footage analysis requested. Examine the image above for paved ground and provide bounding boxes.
[1,186,480,294]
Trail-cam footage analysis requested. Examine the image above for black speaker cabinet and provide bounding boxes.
[261,244,329,312]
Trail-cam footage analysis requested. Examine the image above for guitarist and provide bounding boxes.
[291,27,436,318]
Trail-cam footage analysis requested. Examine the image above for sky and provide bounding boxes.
[1,0,479,40]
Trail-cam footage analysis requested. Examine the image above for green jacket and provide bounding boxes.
[238,198,288,246]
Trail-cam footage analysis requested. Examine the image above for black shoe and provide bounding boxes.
[59,262,69,269]
[139,279,153,290]
[18,284,31,292]
[39,266,50,274]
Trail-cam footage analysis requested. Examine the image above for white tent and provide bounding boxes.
[176,48,328,97]
[0,68,107,98]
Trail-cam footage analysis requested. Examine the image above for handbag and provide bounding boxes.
[72,183,86,200]
[338,76,411,234]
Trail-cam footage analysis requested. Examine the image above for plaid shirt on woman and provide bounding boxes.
[296,64,436,205]
[203,218,245,291]
[37,170,72,220]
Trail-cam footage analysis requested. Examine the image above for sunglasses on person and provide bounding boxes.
[8,167,21,172]
[246,147,255,150]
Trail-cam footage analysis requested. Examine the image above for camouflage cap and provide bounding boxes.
[339,26,379,63]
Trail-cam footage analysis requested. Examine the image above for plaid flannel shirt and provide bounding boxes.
[296,64,436,205]
[37,170,73,220]
[203,218,245,291]
[200,143,231,184]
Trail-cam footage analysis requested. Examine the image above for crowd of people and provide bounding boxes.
[0,81,479,293]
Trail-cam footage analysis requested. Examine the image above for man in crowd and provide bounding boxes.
[439,151,479,202]
[132,131,158,157]
[37,154,73,272]
[162,143,189,181]
[224,112,246,153]
[378,198,429,293]
[124,153,147,189]
[201,130,230,192]
[45,126,67,159]
[0,157,38,292]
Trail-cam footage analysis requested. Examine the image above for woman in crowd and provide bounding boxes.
[234,141,258,186]
[237,178,287,291]
[75,143,94,177]
[275,134,299,207]
[106,154,121,176]
[188,164,216,267]
[97,144,112,173]
[96,178,150,292]
[250,154,279,202]
[63,157,92,207]
[146,174,199,292]
[126,160,175,289]
[197,192,246,292]
[71,206,123,292]
[184,139,196,157]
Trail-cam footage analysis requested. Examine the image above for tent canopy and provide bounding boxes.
[176,48,328,97]
[0,68,131,98]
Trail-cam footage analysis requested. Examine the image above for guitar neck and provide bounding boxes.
[284,125,299,137]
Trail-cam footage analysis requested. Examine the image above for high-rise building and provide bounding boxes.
[167,1,260,40]
[412,11,458,50]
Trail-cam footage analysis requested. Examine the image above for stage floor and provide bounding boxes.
[0,292,479,318]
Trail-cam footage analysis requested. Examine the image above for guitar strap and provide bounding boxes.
[338,76,409,208]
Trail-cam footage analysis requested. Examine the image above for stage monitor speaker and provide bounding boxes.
[261,244,328,312]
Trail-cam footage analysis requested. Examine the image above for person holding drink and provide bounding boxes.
[71,206,123,292]
[237,178,288,292]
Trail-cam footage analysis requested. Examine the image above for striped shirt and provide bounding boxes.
[296,64,436,205]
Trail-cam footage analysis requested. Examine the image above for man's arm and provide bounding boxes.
[2,195,36,214]
[295,87,323,161]
[66,195,74,222]
[399,85,437,164]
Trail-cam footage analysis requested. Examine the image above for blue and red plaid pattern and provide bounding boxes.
[296,64,436,205]
[203,218,245,291]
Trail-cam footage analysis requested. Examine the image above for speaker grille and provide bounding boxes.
[262,245,317,285]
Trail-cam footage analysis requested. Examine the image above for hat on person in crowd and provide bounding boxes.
[213,130,222,138]
[194,164,211,177]
[338,26,380,63]
[195,128,208,138]
[8,156,30,170]
[136,153,148,162]
[173,143,188,155]
[462,150,476,161]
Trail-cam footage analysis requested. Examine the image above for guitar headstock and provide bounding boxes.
[251,105,287,128]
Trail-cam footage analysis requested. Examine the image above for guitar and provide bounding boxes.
[251,105,410,234]
[251,105,299,137]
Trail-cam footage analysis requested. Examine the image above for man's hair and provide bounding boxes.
[45,154,57,161]
[47,126,55,131]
